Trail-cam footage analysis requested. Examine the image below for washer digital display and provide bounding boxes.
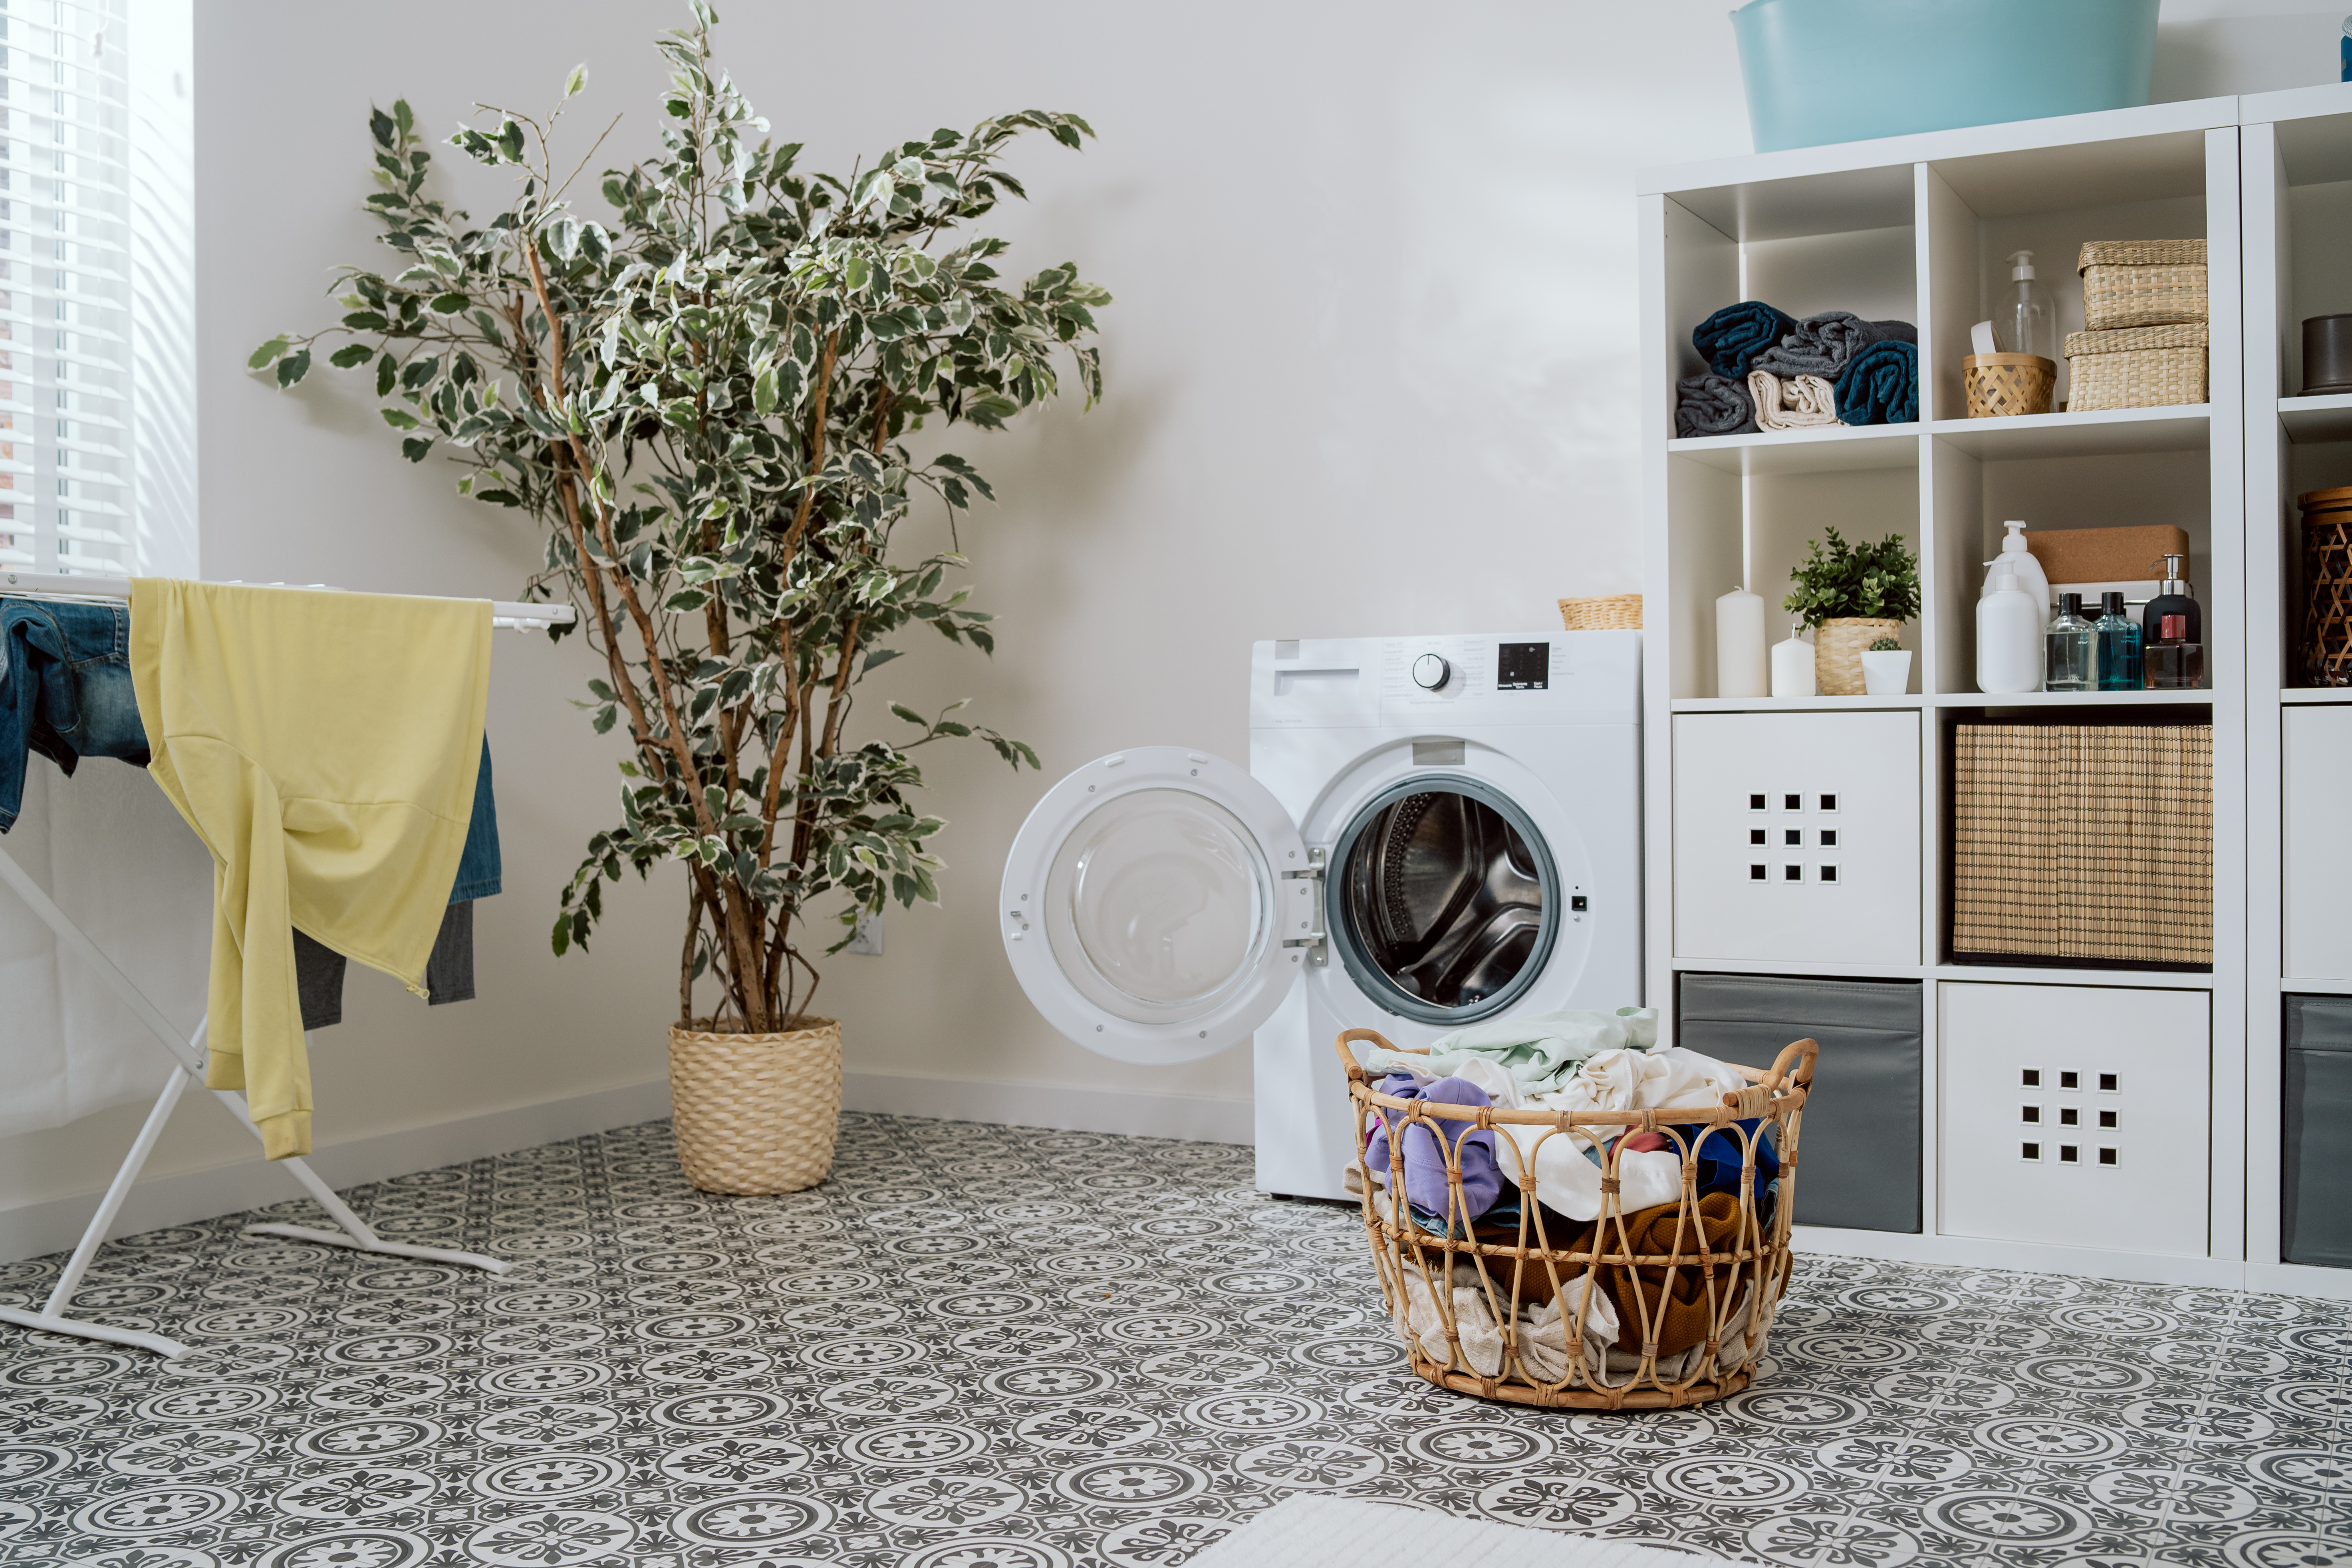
[1496,641,1550,690]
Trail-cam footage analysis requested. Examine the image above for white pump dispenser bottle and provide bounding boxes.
[2003,251,2056,360]
[1979,519,2051,619]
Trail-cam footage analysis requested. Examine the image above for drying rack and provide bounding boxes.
[0,572,575,1357]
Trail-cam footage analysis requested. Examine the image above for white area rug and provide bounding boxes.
[1186,1494,1716,1567]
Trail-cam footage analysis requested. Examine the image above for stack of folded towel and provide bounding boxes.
[1677,302,1918,437]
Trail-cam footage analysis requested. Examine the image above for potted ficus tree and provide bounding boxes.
[1782,526,1920,697]
[253,4,1108,1193]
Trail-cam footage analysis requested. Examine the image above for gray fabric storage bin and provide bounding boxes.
[1678,973,1922,1234]
[2284,995,2352,1269]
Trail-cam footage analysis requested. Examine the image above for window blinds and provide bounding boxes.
[0,0,192,579]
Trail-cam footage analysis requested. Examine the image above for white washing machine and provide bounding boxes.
[998,631,1642,1201]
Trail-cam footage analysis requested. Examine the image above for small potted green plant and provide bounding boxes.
[1783,526,1920,695]
[1861,635,1913,696]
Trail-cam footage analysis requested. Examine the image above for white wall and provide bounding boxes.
[0,0,2334,1248]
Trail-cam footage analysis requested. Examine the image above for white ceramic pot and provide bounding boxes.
[1860,649,1913,697]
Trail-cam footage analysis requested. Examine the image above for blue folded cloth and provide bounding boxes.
[1674,373,1758,438]
[1692,300,1799,379]
[1835,339,1917,426]
[1752,313,1917,382]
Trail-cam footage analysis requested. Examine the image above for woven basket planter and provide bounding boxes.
[2078,239,2206,332]
[1342,1028,1815,1410]
[2300,486,2352,687]
[1814,618,1901,696]
[1963,353,2055,418]
[1558,594,1643,631]
[669,1016,842,1194]
[1951,723,2213,966]
[2065,323,2208,411]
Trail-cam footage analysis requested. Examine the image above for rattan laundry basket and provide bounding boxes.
[1558,594,1643,631]
[668,1016,842,1194]
[1341,1028,1815,1410]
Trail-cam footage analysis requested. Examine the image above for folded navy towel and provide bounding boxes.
[1675,372,1758,437]
[1691,300,1798,379]
[1752,312,1918,382]
[1835,339,1917,426]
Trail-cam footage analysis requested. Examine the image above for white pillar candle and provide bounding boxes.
[1770,623,1816,698]
[1715,586,1767,698]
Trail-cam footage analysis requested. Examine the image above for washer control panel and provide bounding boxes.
[1411,653,1451,690]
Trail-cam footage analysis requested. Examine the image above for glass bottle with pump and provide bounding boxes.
[2144,554,2201,655]
[2046,593,2096,692]
[2094,591,2142,691]
[2003,251,2057,361]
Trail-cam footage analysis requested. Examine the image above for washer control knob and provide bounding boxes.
[1411,653,1451,691]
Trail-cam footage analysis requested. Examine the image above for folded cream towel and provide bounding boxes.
[1748,369,1839,432]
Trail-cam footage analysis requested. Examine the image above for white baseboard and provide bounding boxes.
[1795,1223,2253,1291]
[0,1076,671,1266]
[842,1068,1253,1146]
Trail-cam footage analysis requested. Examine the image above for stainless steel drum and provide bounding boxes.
[1329,775,1558,1024]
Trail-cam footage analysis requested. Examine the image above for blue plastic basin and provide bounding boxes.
[1731,0,2159,153]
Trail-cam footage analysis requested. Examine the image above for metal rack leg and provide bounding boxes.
[0,1069,194,1358]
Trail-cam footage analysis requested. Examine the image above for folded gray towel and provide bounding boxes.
[1675,372,1757,437]
[1751,312,1918,381]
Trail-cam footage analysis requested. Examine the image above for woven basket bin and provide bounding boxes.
[2078,240,2207,332]
[1963,353,2055,418]
[1814,617,1902,697]
[669,1016,842,1194]
[2301,486,2352,687]
[1341,1028,1815,1410]
[1558,594,1643,631]
[2065,323,2208,411]
[1951,723,2213,966]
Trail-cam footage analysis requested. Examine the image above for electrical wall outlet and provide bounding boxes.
[1672,711,1919,965]
[1941,982,2208,1256]
[844,912,884,956]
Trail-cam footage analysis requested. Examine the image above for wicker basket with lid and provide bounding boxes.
[2078,239,2207,332]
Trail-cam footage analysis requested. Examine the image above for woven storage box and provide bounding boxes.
[2078,239,2207,331]
[1963,353,2055,417]
[1558,594,1643,631]
[2064,322,2208,411]
[1342,1028,1814,1409]
[669,1016,842,1194]
[2298,486,2352,687]
[1951,723,2213,966]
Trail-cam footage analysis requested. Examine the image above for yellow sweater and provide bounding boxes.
[129,580,492,1159]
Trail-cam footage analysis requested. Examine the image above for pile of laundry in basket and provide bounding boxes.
[1347,1008,1784,1386]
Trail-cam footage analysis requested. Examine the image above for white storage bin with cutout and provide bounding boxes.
[1939,982,2210,1256]
[1671,711,1921,967]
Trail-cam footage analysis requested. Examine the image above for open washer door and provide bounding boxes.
[1000,746,1308,1066]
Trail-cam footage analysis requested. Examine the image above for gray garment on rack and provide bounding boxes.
[294,902,476,1030]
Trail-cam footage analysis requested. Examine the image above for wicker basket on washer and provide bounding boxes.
[2066,322,2209,411]
[2078,239,2206,332]
[1558,594,1643,631]
[1339,1028,1816,1410]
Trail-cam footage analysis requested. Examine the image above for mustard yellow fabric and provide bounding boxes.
[129,580,492,1159]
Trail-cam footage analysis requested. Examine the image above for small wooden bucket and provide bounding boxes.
[1963,353,2056,418]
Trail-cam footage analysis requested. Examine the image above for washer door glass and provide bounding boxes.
[1043,788,1274,1025]
[1331,776,1557,1024]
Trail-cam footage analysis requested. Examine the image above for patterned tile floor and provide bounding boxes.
[0,1113,2348,1568]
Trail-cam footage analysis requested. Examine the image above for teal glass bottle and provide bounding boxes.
[2095,591,2142,691]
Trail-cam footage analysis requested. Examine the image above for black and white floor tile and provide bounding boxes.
[1,1112,2348,1567]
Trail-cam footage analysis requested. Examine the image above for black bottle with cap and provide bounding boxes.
[2144,554,2201,653]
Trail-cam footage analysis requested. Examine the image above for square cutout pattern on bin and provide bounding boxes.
[2017,1065,2120,1171]
[1731,786,1845,897]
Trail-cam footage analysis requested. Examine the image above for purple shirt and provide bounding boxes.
[1361,1073,1504,1221]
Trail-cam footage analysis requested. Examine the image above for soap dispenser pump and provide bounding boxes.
[2144,554,2201,652]
[1981,519,2052,615]
[2004,250,2057,360]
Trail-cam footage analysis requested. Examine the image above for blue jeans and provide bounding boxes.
[0,598,151,833]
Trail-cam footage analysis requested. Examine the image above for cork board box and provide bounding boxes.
[2025,524,2191,586]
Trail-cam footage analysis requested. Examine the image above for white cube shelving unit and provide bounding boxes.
[1639,98,2283,1291]
[2241,82,2352,1301]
